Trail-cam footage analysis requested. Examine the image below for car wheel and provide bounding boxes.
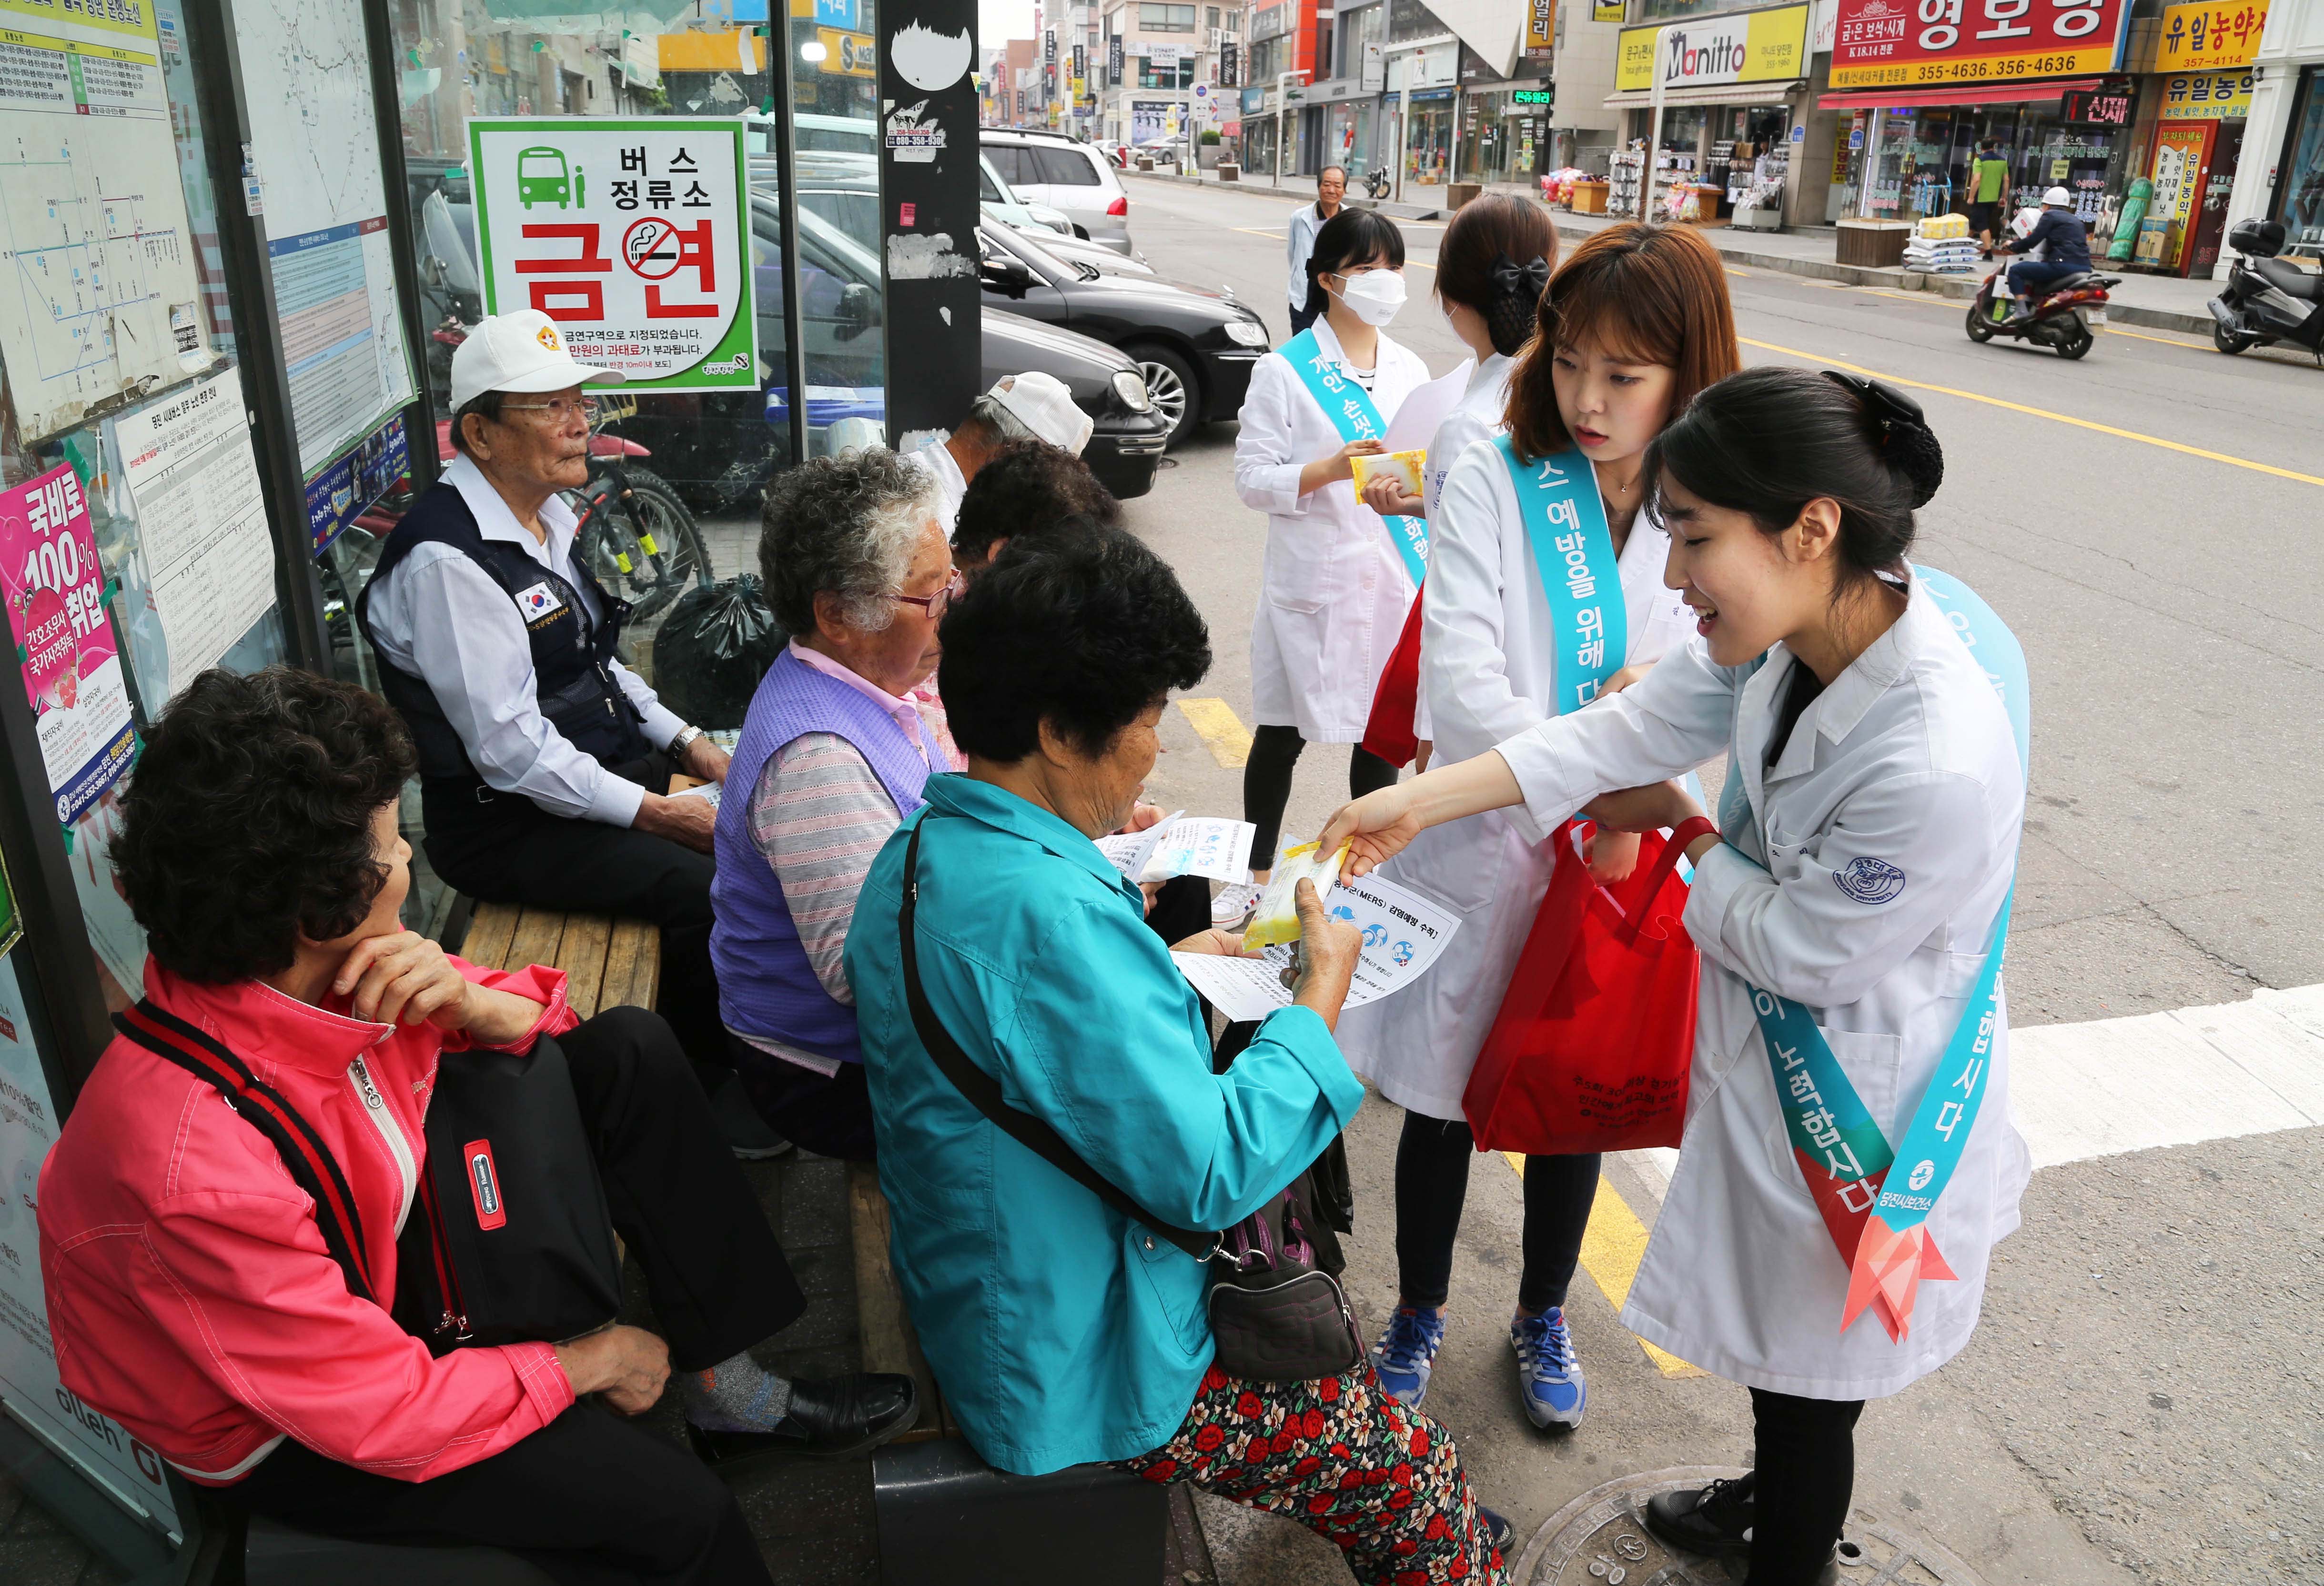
[1128,342,1200,447]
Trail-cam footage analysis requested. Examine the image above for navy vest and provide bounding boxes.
[357,479,652,845]
[709,649,932,1064]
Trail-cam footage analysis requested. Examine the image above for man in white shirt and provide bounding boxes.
[361,311,778,1155]
[899,370,1093,529]
[1286,165,1347,336]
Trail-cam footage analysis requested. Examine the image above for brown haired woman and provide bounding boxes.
[1335,222,1739,1433]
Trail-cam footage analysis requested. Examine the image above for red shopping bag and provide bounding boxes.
[1462,820,1699,1155]
[1359,582,1427,769]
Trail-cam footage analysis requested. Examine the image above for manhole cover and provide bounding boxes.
[1509,1466,1985,1586]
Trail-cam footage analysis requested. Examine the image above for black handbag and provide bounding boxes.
[899,821,1363,1384]
[115,1000,622,1355]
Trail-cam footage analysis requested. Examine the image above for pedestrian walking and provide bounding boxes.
[1333,221,1738,1429]
[1320,366,2031,1586]
[1284,165,1348,337]
[1229,208,1430,920]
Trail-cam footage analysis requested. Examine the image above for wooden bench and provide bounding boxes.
[456,900,661,1018]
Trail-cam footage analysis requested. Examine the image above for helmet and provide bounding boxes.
[2041,186,2072,207]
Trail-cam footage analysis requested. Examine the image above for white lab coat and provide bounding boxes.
[1407,351,1511,746]
[1335,438,1698,1118]
[1236,319,1432,743]
[1493,571,2031,1398]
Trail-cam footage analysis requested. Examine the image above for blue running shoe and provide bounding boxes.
[1511,1307,1586,1428]
[1370,1306,1446,1407]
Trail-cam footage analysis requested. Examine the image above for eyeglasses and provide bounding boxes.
[501,396,601,424]
[890,566,965,620]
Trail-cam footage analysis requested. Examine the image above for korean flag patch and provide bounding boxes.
[514,582,566,623]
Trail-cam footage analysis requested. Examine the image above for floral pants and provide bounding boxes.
[1117,1362,1506,1586]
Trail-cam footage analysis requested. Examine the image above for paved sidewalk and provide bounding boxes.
[1123,167,2225,335]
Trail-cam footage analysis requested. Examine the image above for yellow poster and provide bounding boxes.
[1594,0,1625,19]
[2160,68,2254,118]
[1616,4,1808,93]
[2150,121,2212,269]
[1526,0,1556,50]
[2155,0,2267,73]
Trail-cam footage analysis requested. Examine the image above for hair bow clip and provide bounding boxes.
[1490,253,1552,297]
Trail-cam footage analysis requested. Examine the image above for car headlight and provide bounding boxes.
[1111,369,1153,413]
[1223,319,1269,349]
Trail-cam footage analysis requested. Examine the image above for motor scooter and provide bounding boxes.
[2207,217,2324,360]
[1363,166,1391,201]
[1965,263,2116,359]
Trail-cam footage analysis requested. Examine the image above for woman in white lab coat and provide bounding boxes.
[1334,224,1739,1434]
[1230,208,1431,908]
[1322,367,2031,1586]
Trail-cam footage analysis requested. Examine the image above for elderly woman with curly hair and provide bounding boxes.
[35,668,913,1585]
[710,450,961,1162]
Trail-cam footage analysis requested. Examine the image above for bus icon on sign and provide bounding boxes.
[517,146,573,209]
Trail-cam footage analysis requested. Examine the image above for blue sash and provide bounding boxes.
[1278,328,1426,585]
[1496,436,1626,716]
[1745,565,2029,1342]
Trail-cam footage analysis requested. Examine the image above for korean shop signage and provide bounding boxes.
[1832,0,2130,87]
[2160,67,2254,117]
[2155,0,2266,72]
[468,119,758,392]
[1616,4,1809,92]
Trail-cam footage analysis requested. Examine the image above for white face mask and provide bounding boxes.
[1333,269,1406,327]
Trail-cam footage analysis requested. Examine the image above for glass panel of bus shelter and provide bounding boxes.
[788,0,886,458]
[0,0,284,1014]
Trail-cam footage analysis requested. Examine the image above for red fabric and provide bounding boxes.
[1359,580,1427,769]
[38,957,578,1486]
[1463,822,1699,1155]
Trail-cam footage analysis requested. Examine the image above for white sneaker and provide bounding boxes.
[1211,880,1263,926]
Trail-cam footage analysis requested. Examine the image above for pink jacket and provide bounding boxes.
[37,957,580,1486]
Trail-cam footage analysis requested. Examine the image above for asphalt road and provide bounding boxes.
[1107,175,2324,1586]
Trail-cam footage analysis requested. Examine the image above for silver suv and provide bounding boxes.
[980,129,1133,255]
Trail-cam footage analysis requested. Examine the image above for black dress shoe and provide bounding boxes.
[686,1372,918,1469]
[1644,1473,1754,1561]
[1475,1504,1517,1558]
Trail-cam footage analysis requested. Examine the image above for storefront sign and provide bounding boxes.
[1,465,135,823]
[1830,0,2132,88]
[2061,81,2135,123]
[304,414,411,556]
[2155,0,2266,72]
[817,27,876,75]
[2160,68,2255,118]
[1616,4,1810,93]
[1595,0,1626,18]
[1525,0,1553,50]
[469,120,757,391]
[2151,120,2211,264]
[1513,89,1555,104]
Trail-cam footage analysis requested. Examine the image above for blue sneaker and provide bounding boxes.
[1370,1306,1446,1407]
[1511,1307,1586,1429]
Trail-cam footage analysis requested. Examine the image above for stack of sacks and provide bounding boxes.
[1904,215,1983,274]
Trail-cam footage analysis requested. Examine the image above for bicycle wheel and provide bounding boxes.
[577,467,713,621]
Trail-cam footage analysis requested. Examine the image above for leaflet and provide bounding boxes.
[1172,869,1459,1022]
[1095,813,1255,884]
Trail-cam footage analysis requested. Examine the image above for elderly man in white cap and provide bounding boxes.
[900,369,1093,529]
[358,309,783,1159]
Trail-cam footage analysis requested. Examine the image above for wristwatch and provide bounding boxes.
[669,724,705,758]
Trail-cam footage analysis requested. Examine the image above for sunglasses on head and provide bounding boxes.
[1821,370,1924,435]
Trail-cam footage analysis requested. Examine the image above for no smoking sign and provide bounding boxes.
[623,216,683,280]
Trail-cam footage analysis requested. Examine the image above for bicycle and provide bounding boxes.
[570,392,713,623]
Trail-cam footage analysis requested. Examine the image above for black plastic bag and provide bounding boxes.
[650,575,787,729]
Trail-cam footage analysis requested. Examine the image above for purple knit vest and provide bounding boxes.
[709,649,933,1064]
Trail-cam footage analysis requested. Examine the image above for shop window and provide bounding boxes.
[1141,3,1199,30]
[2275,67,2324,254]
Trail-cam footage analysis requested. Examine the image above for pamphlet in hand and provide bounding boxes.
[672,781,723,810]
[1172,868,1459,1022]
[1095,812,1257,885]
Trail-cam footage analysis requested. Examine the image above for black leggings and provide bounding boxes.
[1394,1112,1599,1315]
[1747,1389,1866,1585]
[1244,724,1399,871]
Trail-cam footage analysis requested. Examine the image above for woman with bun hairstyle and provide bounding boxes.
[1321,367,2031,1585]
[1335,223,1737,1435]
[1357,193,1557,771]
[1228,208,1431,914]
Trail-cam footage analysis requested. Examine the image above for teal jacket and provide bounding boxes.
[846,774,1364,1474]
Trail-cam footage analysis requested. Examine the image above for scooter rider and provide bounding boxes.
[1999,188,2090,318]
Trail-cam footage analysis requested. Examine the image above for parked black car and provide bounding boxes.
[976,223,1271,447]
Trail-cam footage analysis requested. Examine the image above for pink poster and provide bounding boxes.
[0,464,136,823]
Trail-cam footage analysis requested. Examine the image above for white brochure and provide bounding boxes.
[1172,869,1459,1023]
[1096,812,1257,884]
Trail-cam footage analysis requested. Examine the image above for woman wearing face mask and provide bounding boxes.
[1320,367,2031,1586]
[1226,208,1431,917]
[1333,223,1737,1433]
[1357,194,1559,774]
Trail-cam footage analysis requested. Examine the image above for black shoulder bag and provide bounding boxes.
[116,1000,622,1355]
[899,820,1361,1384]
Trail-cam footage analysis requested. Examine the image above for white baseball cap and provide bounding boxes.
[990,370,1093,456]
[449,309,625,412]
[2041,186,2073,207]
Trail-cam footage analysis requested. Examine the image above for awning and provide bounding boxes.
[1603,79,1804,109]
[1817,78,2099,110]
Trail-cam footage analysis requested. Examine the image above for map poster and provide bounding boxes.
[0,464,136,823]
[0,0,211,443]
[111,368,277,683]
[229,0,416,474]
[0,956,182,1539]
[468,119,759,391]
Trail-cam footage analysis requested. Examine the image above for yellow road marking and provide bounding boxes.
[1504,1155,1705,1378]
[1724,265,1754,278]
[1176,697,1254,767]
[1234,225,1288,238]
[1738,334,2324,489]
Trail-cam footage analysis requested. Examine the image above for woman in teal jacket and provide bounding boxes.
[847,530,1508,1585]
